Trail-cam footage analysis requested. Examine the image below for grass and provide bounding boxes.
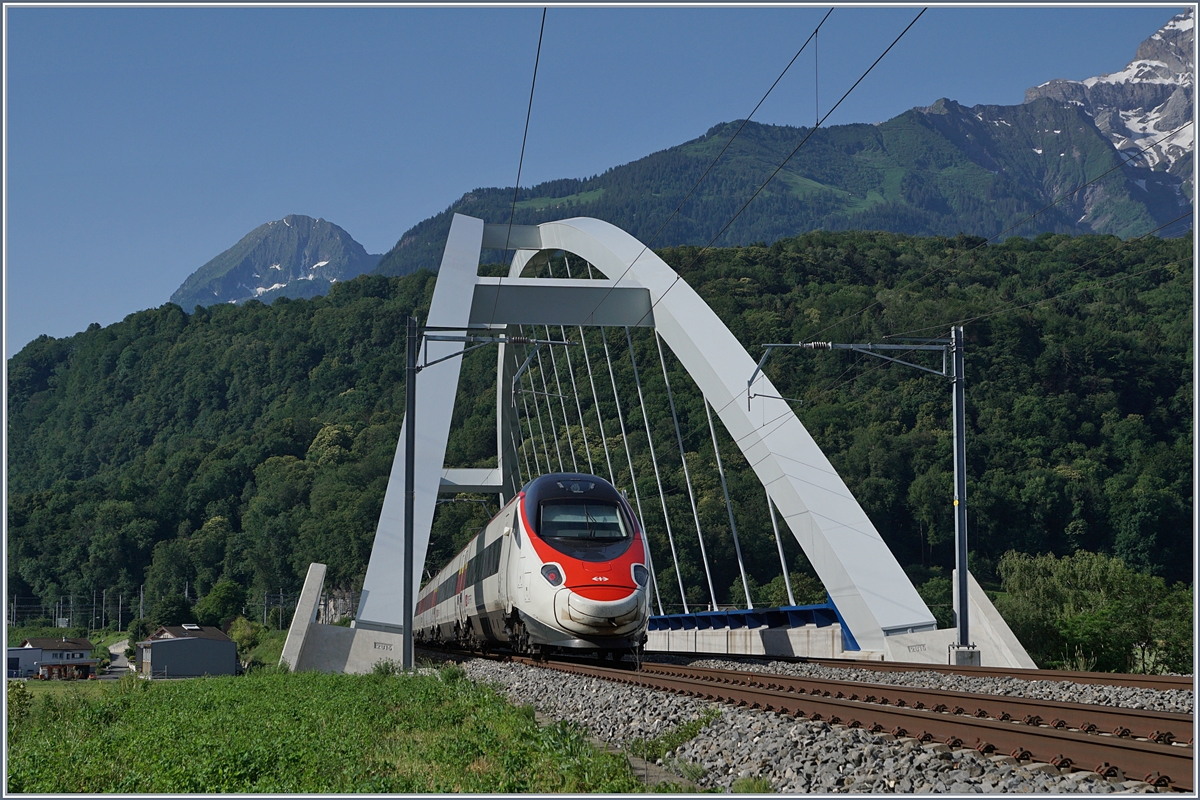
[15,679,107,700]
[628,707,721,764]
[7,664,645,793]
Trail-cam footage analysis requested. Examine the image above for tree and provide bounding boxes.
[150,593,196,628]
[194,580,246,629]
[996,550,1192,672]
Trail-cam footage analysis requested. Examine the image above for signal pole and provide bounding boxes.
[752,326,976,661]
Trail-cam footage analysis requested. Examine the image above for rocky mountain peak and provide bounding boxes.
[170,214,382,309]
[1024,9,1193,176]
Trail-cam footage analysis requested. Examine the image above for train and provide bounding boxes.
[414,472,652,658]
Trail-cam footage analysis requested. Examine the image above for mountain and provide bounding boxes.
[373,11,1192,278]
[1025,9,1193,185]
[170,215,382,309]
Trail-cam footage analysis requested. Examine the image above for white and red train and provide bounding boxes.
[414,473,651,657]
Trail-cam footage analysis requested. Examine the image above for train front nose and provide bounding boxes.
[554,584,646,630]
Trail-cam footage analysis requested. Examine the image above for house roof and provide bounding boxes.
[22,637,94,651]
[146,625,232,643]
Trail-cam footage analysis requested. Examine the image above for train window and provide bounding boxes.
[540,502,627,540]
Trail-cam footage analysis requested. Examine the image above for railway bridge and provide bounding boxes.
[282,215,1033,674]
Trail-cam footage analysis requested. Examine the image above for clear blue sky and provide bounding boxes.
[4,5,1185,357]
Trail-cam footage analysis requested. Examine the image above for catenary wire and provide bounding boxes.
[487,8,547,329]
[568,8,833,321]
[619,8,927,331]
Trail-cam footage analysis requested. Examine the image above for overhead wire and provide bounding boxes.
[569,8,834,321]
[620,8,928,331]
[488,8,548,329]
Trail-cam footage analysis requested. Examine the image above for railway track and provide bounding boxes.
[520,656,1195,791]
[645,651,1193,692]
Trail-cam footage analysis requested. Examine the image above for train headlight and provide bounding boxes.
[632,564,648,587]
[541,564,564,586]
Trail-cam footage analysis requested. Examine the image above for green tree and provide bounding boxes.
[996,550,1192,672]
[150,593,196,628]
[194,580,247,628]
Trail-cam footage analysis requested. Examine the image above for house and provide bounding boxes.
[137,624,237,678]
[16,638,98,679]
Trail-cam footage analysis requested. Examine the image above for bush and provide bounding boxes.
[226,617,263,661]
[996,550,1193,673]
[7,681,32,726]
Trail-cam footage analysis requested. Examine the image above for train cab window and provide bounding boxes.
[537,500,634,562]
[540,503,628,540]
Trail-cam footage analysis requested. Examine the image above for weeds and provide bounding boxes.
[6,669,643,793]
[628,707,721,763]
[732,776,774,792]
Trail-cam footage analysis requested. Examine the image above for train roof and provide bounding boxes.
[522,473,624,509]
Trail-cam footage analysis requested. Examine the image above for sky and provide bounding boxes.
[3,4,1187,357]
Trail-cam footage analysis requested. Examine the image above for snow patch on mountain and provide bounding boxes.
[1024,9,1193,174]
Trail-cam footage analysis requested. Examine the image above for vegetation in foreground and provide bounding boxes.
[6,665,644,793]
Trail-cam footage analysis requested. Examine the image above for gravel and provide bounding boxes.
[461,658,1176,793]
[673,657,1195,716]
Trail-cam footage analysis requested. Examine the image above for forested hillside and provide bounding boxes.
[374,104,1189,279]
[8,232,1192,627]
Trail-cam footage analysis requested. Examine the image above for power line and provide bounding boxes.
[623,7,928,330]
[488,8,548,328]
[573,8,833,318]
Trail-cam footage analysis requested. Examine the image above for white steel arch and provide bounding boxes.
[357,214,937,652]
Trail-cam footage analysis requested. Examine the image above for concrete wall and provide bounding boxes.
[645,623,886,660]
[293,625,410,675]
[146,638,237,677]
[283,562,412,675]
[882,571,1036,668]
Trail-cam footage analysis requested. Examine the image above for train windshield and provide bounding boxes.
[540,502,628,540]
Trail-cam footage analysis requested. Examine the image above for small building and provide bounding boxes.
[137,624,237,678]
[7,646,41,678]
[17,637,98,679]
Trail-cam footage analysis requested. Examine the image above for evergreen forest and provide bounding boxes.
[7,230,1192,668]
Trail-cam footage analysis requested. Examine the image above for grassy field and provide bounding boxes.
[18,678,108,700]
[6,665,646,793]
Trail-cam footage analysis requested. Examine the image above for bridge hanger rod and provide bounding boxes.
[625,326,689,615]
[657,330,718,612]
[544,324,578,472]
[602,326,677,613]
[706,397,753,610]
[766,492,797,606]
[533,339,565,471]
[559,255,596,475]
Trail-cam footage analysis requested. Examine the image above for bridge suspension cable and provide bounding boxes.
[656,330,718,611]
[707,398,753,608]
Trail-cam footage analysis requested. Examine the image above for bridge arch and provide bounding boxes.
[357,214,936,653]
